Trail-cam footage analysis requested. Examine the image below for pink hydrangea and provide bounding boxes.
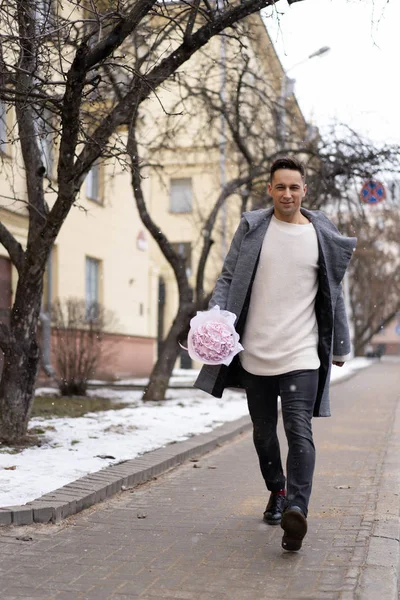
[191,321,235,363]
[186,305,244,366]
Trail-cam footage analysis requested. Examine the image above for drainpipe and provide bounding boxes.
[39,311,55,376]
[217,0,227,260]
[220,31,227,259]
[40,251,55,377]
[343,270,354,359]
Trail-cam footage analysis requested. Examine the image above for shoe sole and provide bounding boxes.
[281,510,307,552]
[263,515,282,526]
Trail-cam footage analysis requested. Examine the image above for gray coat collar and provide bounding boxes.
[243,206,335,229]
[243,206,356,256]
[242,207,357,297]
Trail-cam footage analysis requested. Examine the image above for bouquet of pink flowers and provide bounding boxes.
[186,305,244,366]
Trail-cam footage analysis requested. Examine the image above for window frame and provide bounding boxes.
[86,162,103,204]
[169,177,193,214]
[85,256,101,321]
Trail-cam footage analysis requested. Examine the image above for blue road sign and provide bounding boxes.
[395,324,400,336]
[360,180,386,204]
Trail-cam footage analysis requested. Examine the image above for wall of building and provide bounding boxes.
[1,12,308,381]
[370,314,400,356]
[0,151,159,379]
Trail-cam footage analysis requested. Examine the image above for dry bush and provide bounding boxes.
[51,298,115,396]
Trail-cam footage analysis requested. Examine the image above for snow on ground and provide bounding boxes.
[89,369,202,387]
[0,358,372,508]
[331,357,372,380]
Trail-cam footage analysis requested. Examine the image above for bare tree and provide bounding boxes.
[128,48,400,400]
[128,114,270,400]
[0,0,303,443]
[51,298,115,396]
[126,31,314,402]
[303,127,400,354]
[338,205,400,355]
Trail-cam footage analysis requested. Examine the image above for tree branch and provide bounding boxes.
[127,113,192,304]
[74,0,279,181]
[32,0,280,256]
[84,0,159,71]
[184,0,201,43]
[354,308,400,355]
[15,0,49,244]
[0,38,11,89]
[195,168,266,302]
[145,1,277,92]
[0,220,25,273]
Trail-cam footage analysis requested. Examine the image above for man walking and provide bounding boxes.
[195,157,357,552]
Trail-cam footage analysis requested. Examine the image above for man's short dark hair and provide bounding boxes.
[270,157,306,181]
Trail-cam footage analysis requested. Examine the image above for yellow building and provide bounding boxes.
[0,134,159,376]
[0,12,308,379]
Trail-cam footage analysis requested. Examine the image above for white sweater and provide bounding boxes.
[241,215,320,376]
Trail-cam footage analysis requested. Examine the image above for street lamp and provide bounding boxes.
[279,45,330,148]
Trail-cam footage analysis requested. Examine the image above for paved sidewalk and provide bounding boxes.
[0,361,399,599]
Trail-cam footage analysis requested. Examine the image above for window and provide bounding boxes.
[0,101,7,154]
[84,0,114,44]
[170,178,193,213]
[85,257,100,320]
[86,163,101,202]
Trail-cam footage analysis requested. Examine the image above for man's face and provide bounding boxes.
[268,169,307,222]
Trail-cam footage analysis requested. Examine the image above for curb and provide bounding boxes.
[0,415,252,527]
[354,383,400,599]
[0,369,364,529]
[88,383,197,391]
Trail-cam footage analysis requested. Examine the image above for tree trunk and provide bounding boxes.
[143,305,193,402]
[354,345,365,357]
[0,340,40,443]
[0,274,44,443]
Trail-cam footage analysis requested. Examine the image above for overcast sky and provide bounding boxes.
[264,0,398,145]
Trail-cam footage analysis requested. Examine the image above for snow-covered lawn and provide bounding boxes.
[0,358,372,508]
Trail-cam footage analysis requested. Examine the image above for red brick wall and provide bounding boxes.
[38,329,156,381]
[97,333,156,379]
[374,343,400,356]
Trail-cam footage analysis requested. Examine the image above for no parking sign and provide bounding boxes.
[360,180,386,204]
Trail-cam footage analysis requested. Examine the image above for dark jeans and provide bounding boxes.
[241,367,319,517]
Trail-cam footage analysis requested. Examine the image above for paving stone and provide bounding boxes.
[2,585,46,597]
[0,362,399,599]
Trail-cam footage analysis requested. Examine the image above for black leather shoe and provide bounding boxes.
[281,506,307,551]
[263,493,286,525]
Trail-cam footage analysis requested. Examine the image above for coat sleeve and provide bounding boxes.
[209,217,248,310]
[332,285,352,362]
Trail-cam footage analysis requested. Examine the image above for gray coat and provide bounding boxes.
[194,207,357,417]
